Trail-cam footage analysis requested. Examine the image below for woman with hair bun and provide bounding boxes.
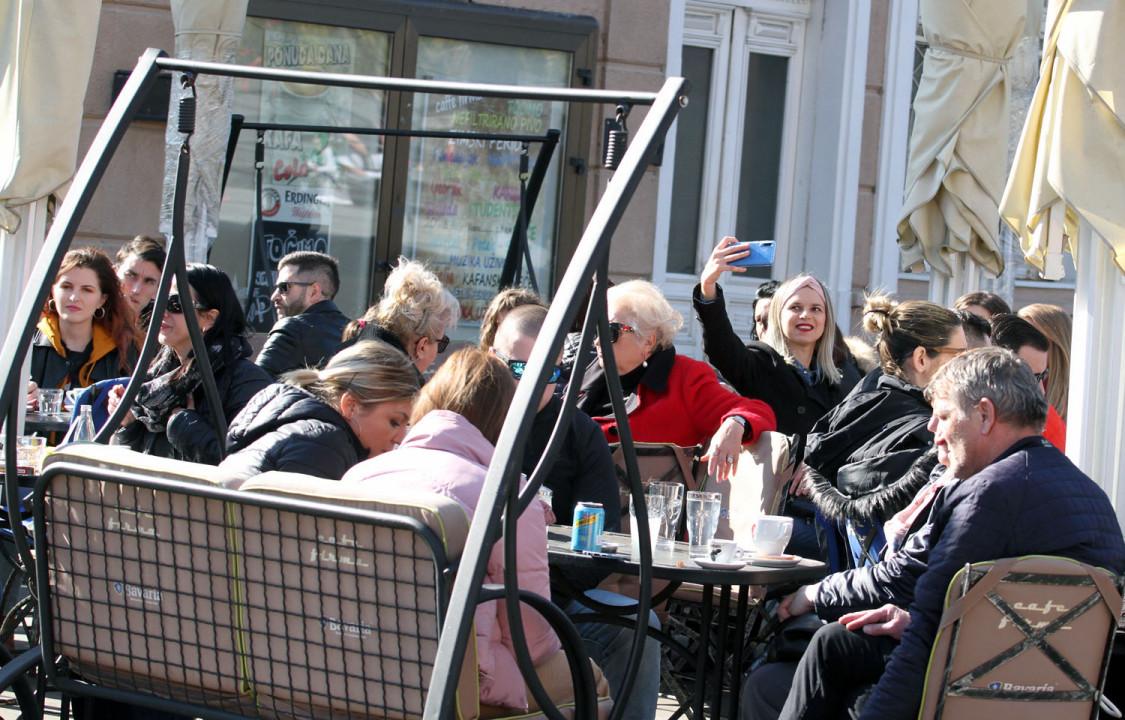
[29,248,138,404]
[796,294,966,567]
[341,257,459,375]
[220,340,420,483]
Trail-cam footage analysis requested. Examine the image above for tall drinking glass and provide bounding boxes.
[630,494,665,561]
[685,491,722,558]
[646,480,685,548]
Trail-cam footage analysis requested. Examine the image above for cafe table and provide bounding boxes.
[24,412,71,436]
[547,526,825,719]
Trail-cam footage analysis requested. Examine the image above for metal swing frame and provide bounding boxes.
[0,47,688,720]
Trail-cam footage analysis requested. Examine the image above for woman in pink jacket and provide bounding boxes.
[343,347,560,711]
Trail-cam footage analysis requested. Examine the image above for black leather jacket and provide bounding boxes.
[255,300,349,377]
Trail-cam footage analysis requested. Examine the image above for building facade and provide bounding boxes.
[74,0,1072,352]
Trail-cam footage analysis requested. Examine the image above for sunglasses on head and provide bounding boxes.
[273,280,315,294]
[165,294,206,315]
[493,350,563,384]
[600,321,637,344]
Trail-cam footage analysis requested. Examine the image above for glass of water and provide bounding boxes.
[685,491,722,558]
[646,480,685,546]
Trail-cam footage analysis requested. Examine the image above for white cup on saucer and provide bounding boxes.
[752,515,793,556]
[708,538,740,563]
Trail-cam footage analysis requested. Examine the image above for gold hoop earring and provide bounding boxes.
[94,306,106,320]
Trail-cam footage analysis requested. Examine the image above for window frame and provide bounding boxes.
[242,0,597,308]
[657,0,810,351]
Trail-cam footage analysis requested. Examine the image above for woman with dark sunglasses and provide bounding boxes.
[577,280,777,483]
[339,257,458,377]
[107,264,271,464]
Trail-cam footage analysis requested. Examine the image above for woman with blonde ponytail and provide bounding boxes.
[219,340,420,483]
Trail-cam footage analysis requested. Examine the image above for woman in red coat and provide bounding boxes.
[578,280,776,482]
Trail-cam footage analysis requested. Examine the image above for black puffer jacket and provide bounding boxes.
[803,373,937,522]
[255,300,349,377]
[219,383,367,483]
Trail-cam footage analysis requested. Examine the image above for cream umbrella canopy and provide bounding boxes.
[897,0,1026,303]
[0,0,102,410]
[1000,0,1125,524]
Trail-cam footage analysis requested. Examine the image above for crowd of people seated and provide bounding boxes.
[19,233,1119,720]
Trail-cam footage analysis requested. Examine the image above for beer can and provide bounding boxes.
[571,502,605,552]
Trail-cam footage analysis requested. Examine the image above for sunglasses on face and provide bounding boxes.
[493,350,564,384]
[273,280,315,294]
[165,294,206,315]
[435,335,451,353]
[1034,368,1049,383]
[600,321,637,345]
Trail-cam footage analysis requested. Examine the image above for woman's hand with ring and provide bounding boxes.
[704,416,745,483]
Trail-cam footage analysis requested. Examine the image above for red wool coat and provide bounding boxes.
[582,352,777,447]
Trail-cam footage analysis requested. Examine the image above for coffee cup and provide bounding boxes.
[751,515,793,556]
[709,539,740,563]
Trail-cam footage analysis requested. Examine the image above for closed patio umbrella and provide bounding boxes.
[159,0,248,263]
[897,0,1026,303]
[1000,0,1125,522]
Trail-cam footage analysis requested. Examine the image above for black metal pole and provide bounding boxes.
[2,48,166,571]
[156,56,660,106]
[499,130,560,290]
[423,74,688,720]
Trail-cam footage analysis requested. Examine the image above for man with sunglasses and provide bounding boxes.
[988,313,1066,451]
[256,251,350,378]
[492,305,661,720]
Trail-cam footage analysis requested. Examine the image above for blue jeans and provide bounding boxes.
[566,589,661,720]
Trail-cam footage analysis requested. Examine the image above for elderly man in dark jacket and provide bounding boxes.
[256,251,349,377]
[761,348,1125,720]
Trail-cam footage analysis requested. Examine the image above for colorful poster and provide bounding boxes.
[403,38,571,326]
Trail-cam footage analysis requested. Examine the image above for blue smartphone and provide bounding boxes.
[729,241,775,268]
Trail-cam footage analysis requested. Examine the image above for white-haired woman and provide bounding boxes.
[341,257,459,375]
[577,280,776,482]
[694,236,860,436]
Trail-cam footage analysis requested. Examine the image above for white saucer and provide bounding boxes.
[692,558,747,571]
[747,553,801,568]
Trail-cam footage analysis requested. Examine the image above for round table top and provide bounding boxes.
[548,526,826,587]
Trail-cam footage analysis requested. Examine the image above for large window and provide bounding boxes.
[214,2,595,337]
[665,3,806,287]
[404,38,571,322]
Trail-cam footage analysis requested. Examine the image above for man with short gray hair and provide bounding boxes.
[772,348,1124,720]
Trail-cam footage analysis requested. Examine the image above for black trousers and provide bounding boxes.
[775,621,899,720]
